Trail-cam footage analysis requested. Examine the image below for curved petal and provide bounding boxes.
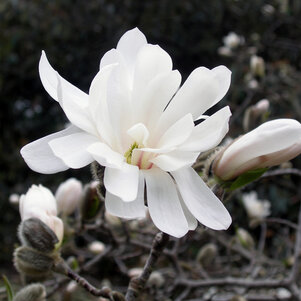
[178,193,198,231]
[157,113,194,149]
[131,44,173,111]
[127,123,149,146]
[158,66,231,132]
[49,132,98,169]
[135,70,181,130]
[105,172,146,219]
[39,51,88,104]
[20,126,79,174]
[179,106,231,152]
[143,168,188,238]
[104,164,139,202]
[87,142,125,168]
[116,28,147,75]
[150,150,199,172]
[172,167,232,230]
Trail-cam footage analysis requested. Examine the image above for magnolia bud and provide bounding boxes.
[148,271,165,288]
[213,119,301,181]
[88,241,106,255]
[14,246,54,277]
[276,288,292,300]
[56,178,83,216]
[18,218,59,253]
[236,228,255,249]
[13,283,46,301]
[128,268,143,278]
[218,46,233,57]
[9,193,20,205]
[250,55,265,77]
[196,243,218,268]
[223,32,242,49]
[19,185,64,244]
[81,182,102,221]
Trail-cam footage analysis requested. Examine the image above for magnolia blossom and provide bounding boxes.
[242,191,270,219]
[19,184,64,242]
[55,178,83,216]
[21,28,232,237]
[213,119,301,181]
[223,32,242,49]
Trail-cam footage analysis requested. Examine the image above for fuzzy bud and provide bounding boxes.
[18,218,59,253]
[14,246,54,277]
[81,182,102,221]
[13,283,46,301]
[148,271,165,288]
[196,243,218,268]
[9,193,20,205]
[56,178,83,216]
[236,228,255,249]
[88,241,106,255]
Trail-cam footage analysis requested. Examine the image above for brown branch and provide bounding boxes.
[125,232,169,301]
[261,168,301,178]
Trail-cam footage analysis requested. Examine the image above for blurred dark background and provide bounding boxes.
[1,0,301,269]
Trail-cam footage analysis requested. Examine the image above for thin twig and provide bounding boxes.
[125,232,169,301]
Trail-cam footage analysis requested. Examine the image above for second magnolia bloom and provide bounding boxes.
[213,119,301,181]
[21,28,233,237]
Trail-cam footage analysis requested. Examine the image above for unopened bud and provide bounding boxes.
[88,241,106,255]
[242,192,270,221]
[66,280,77,294]
[250,55,265,77]
[56,178,83,216]
[223,32,242,49]
[276,288,292,300]
[18,218,59,253]
[218,46,232,57]
[14,246,54,277]
[13,283,46,301]
[236,228,255,249]
[128,268,143,278]
[196,243,218,268]
[9,193,20,205]
[148,271,165,288]
[81,182,102,221]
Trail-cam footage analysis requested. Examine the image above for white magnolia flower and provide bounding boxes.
[88,241,106,255]
[242,191,270,219]
[21,28,232,237]
[223,32,242,49]
[19,184,64,242]
[213,119,301,181]
[55,178,83,216]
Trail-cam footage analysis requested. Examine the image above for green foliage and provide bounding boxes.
[2,275,14,301]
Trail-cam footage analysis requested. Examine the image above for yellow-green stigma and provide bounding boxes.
[124,142,140,164]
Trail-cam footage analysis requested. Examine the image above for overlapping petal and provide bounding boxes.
[143,168,189,238]
[172,167,232,230]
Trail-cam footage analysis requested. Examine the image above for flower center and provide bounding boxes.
[124,142,141,164]
[124,142,153,170]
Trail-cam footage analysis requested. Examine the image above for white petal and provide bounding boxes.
[127,123,149,145]
[131,44,173,111]
[135,70,181,130]
[105,172,146,219]
[157,113,194,149]
[100,49,122,69]
[39,51,88,104]
[116,28,147,74]
[49,132,98,169]
[87,142,124,168]
[178,193,198,230]
[158,66,231,132]
[179,106,231,152]
[104,164,139,202]
[20,126,79,174]
[89,64,118,146]
[143,168,188,238]
[150,150,199,172]
[172,167,232,230]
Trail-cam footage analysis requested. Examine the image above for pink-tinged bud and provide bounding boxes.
[250,55,265,77]
[55,178,83,216]
[19,185,64,244]
[253,99,269,115]
[213,119,301,181]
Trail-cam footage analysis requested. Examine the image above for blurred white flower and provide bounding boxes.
[21,28,232,237]
[218,46,233,57]
[242,191,270,219]
[55,178,83,216]
[250,55,265,77]
[88,241,106,254]
[128,267,143,278]
[213,119,301,180]
[19,184,64,243]
[9,193,20,205]
[253,99,269,115]
[223,32,242,49]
